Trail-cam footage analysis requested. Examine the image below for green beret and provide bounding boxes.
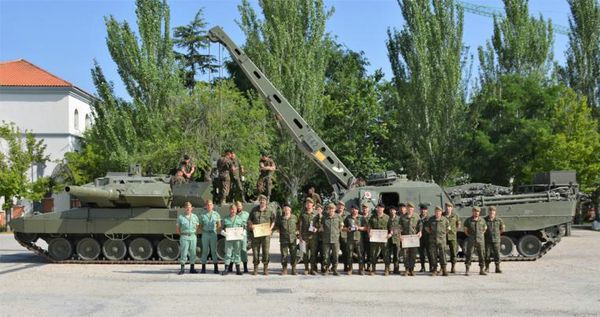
[435,206,443,211]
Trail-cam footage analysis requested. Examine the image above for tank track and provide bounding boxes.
[14,233,557,264]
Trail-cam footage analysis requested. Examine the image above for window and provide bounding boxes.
[74,109,79,130]
[85,114,91,130]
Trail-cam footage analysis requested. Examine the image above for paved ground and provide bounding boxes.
[1,230,599,317]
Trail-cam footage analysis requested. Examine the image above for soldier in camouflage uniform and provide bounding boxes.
[318,203,343,275]
[248,194,275,275]
[464,206,488,276]
[400,202,422,276]
[387,205,402,274]
[306,186,322,205]
[361,202,372,271]
[344,205,367,275]
[277,203,299,275]
[315,203,325,272]
[178,154,196,182]
[426,206,450,276]
[444,202,461,273]
[418,204,430,272]
[484,206,506,274]
[368,202,390,276]
[256,151,276,201]
[336,201,349,272]
[216,150,233,204]
[299,198,318,275]
[229,151,246,203]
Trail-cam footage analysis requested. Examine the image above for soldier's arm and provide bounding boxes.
[270,210,276,230]
[259,161,266,171]
[500,219,505,234]
[247,213,254,231]
[175,220,181,235]
[463,220,470,236]
[456,216,461,229]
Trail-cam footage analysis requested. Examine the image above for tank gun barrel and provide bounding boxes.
[65,186,120,201]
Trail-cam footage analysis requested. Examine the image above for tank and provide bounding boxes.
[9,168,269,263]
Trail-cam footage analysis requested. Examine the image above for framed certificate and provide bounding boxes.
[252,223,271,238]
[401,234,420,248]
[226,227,244,241]
[370,229,388,243]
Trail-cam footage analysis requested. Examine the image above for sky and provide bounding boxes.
[0,0,571,99]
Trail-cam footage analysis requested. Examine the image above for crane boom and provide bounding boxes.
[207,26,355,195]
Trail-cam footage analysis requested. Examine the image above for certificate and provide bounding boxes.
[226,227,244,241]
[370,229,388,243]
[401,234,420,248]
[252,223,272,238]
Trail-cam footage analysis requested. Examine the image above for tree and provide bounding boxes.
[173,8,219,90]
[478,0,554,87]
[562,0,600,116]
[386,0,468,184]
[0,122,49,211]
[236,0,333,200]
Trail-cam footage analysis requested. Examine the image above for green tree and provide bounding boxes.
[478,0,554,86]
[562,0,600,116]
[173,8,219,90]
[386,0,468,184]
[0,122,49,211]
[236,0,333,200]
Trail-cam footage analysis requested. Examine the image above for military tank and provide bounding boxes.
[9,165,264,263]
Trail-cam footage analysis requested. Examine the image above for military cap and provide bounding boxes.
[183,154,190,160]
[419,203,430,209]
[305,197,314,204]
[350,204,359,210]
[327,203,336,209]
[407,202,415,208]
[316,203,323,209]
[434,206,443,212]
[257,194,267,201]
[398,202,406,207]
[472,206,481,212]
[388,205,398,210]
[445,202,454,207]
[376,202,385,208]
[361,202,370,208]
[337,201,345,206]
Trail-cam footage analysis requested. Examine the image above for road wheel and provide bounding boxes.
[157,238,180,261]
[128,237,153,261]
[517,234,542,257]
[76,237,101,261]
[499,236,514,257]
[102,239,126,261]
[48,237,72,261]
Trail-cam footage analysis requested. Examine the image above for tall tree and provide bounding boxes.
[236,0,333,200]
[173,9,219,90]
[478,0,554,86]
[562,0,600,116]
[386,0,468,184]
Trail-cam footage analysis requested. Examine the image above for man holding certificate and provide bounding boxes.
[298,198,318,275]
[221,204,246,275]
[276,203,299,275]
[318,203,343,275]
[399,202,422,276]
[368,202,390,276]
[343,205,367,275]
[387,205,402,275]
[248,194,275,275]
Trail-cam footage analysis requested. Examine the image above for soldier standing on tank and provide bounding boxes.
[221,204,245,276]
[199,199,221,274]
[361,202,372,271]
[444,202,461,273]
[464,206,488,276]
[418,204,430,272]
[400,202,422,276]
[248,194,275,275]
[344,204,367,275]
[426,206,450,276]
[484,206,505,273]
[368,202,390,276]
[217,150,233,204]
[299,197,319,275]
[336,201,349,272]
[229,151,247,203]
[318,203,343,275]
[387,205,402,275]
[256,151,276,201]
[179,154,196,182]
[306,186,322,205]
[277,203,299,275]
[235,201,250,273]
[176,201,199,275]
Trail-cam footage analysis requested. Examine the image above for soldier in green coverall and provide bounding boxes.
[176,201,199,275]
[221,204,246,275]
[199,199,221,274]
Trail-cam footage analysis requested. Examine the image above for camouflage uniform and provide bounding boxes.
[248,205,275,269]
[444,211,461,271]
[178,161,194,181]
[229,156,245,202]
[318,212,343,275]
[257,157,275,199]
[484,215,506,272]
[368,213,390,275]
[216,156,232,203]
[299,209,319,274]
[387,214,402,274]
[427,215,449,275]
[464,216,487,274]
[344,214,367,274]
[277,213,299,274]
[170,174,186,186]
[399,213,422,274]
[418,214,430,272]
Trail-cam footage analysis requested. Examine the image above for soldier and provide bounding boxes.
[306,186,322,205]
[315,203,325,272]
[418,204,430,272]
[368,202,390,276]
[216,150,233,204]
[318,203,344,275]
[199,199,221,274]
[426,206,450,276]
[464,206,488,276]
[399,202,408,218]
[277,203,299,275]
[256,151,276,201]
[336,201,349,271]
[484,206,506,273]
[235,201,250,273]
[399,202,422,276]
[170,170,186,186]
[299,197,319,275]
[248,194,275,275]
[175,202,199,275]
[361,202,372,271]
[221,204,245,276]
[178,154,196,182]
[229,151,246,203]
[343,205,367,275]
[444,202,461,273]
[387,205,402,275]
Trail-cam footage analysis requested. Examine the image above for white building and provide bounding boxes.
[0,59,94,212]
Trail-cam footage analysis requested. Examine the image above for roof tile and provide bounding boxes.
[0,59,73,87]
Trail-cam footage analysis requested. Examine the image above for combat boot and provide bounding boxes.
[419,265,426,273]
[451,263,456,274]
[309,264,317,275]
[243,262,248,273]
[281,265,288,276]
[291,265,297,275]
[479,267,487,276]
[263,263,269,276]
[332,267,339,276]
[189,264,198,274]
[403,269,409,277]
[213,263,219,274]
[201,264,206,274]
[495,263,502,274]
[347,266,353,276]
[442,266,448,276]
[368,265,375,276]
[393,264,400,275]
[431,270,437,277]
[178,264,185,275]
[228,263,233,272]
[236,264,242,275]
[384,265,390,276]
[484,263,489,273]
[304,263,309,275]
[253,264,259,275]
[465,265,470,276]
[410,269,416,276]
[221,268,229,276]
[358,264,365,276]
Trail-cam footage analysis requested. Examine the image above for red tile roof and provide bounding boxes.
[0,59,73,87]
